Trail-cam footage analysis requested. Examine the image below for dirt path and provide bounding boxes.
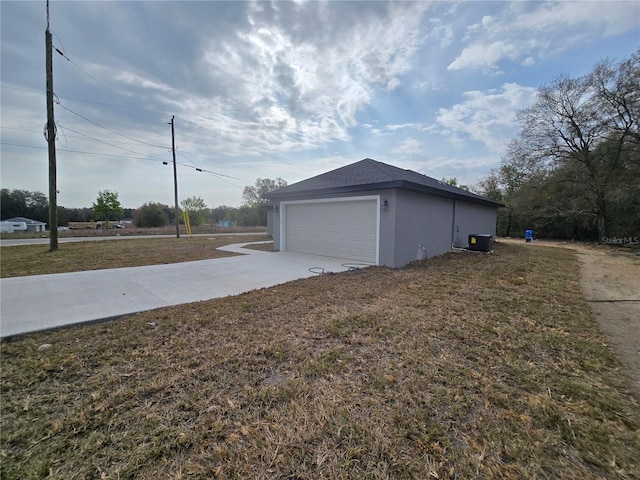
[503,239,640,400]
[576,246,640,400]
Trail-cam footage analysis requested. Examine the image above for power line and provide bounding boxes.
[57,124,170,162]
[1,84,168,117]
[177,150,249,182]
[52,37,169,120]
[1,85,43,96]
[176,149,203,170]
[0,125,160,149]
[177,164,244,189]
[1,142,245,185]
[176,152,246,188]
[0,126,43,134]
[56,101,170,149]
[57,93,169,117]
[2,87,297,177]
[4,119,283,188]
[1,142,165,163]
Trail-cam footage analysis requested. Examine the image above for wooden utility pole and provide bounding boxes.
[45,0,58,251]
[170,116,180,238]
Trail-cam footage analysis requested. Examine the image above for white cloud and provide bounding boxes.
[414,155,498,172]
[236,154,357,185]
[521,56,535,67]
[409,155,500,187]
[112,71,175,94]
[448,41,517,71]
[196,1,430,154]
[390,138,423,156]
[387,123,419,131]
[425,17,454,49]
[365,123,431,136]
[510,1,639,36]
[449,1,640,71]
[435,83,537,152]
[413,80,445,92]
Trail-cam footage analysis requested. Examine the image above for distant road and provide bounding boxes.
[0,232,268,247]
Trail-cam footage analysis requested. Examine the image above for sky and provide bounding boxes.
[1,1,639,209]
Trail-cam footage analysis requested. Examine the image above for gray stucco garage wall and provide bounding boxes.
[271,189,499,268]
[377,190,396,267]
[271,203,281,249]
[452,200,498,248]
[392,190,454,268]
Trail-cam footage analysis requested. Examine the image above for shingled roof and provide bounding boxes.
[264,158,502,207]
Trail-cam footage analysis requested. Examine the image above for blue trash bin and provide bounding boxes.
[525,229,534,242]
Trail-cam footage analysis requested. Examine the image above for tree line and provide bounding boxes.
[1,178,287,229]
[475,50,639,242]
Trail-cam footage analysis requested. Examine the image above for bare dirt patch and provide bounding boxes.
[577,247,640,399]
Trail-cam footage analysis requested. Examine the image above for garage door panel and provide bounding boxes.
[284,199,377,263]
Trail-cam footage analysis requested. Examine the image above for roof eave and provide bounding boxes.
[264,181,403,200]
[265,180,504,208]
[396,181,505,207]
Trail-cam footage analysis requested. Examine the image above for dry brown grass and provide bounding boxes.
[242,241,275,252]
[0,235,269,278]
[0,225,266,240]
[1,242,639,479]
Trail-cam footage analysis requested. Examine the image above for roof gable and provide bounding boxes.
[265,159,502,207]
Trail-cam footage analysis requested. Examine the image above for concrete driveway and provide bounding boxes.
[0,242,365,338]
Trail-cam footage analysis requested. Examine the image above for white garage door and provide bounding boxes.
[283,197,378,264]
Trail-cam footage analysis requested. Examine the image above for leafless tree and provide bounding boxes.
[511,50,639,241]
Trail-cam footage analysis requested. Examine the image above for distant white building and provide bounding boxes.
[2,217,47,233]
[0,221,27,233]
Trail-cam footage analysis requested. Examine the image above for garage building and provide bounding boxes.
[264,158,502,268]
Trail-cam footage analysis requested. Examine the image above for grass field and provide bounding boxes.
[0,235,270,278]
[0,225,266,241]
[1,242,639,479]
